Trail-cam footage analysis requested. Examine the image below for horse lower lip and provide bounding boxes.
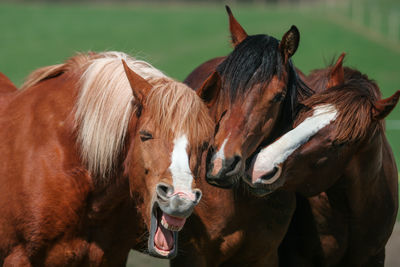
[153,207,175,254]
[207,178,235,188]
[149,203,178,259]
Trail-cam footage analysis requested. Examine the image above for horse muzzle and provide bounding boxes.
[148,182,202,259]
[242,158,285,197]
[206,150,242,188]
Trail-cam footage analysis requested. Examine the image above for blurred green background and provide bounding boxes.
[0,1,398,160]
[0,0,399,265]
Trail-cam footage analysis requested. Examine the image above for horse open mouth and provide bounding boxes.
[148,202,186,259]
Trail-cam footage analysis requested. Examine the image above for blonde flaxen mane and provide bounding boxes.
[21,51,214,179]
[25,51,212,179]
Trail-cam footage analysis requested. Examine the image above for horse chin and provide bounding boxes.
[148,201,183,259]
[206,173,240,189]
[242,172,284,197]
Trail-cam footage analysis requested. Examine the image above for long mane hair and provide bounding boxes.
[21,52,214,179]
[299,67,382,144]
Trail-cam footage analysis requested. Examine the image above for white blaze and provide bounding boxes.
[253,104,338,181]
[215,134,230,161]
[169,135,193,194]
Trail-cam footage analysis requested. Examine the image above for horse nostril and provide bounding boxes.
[192,189,202,204]
[156,183,173,202]
[260,167,278,181]
[258,166,282,184]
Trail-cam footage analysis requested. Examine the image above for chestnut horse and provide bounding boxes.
[0,72,17,108]
[0,73,17,93]
[249,54,399,266]
[171,6,314,266]
[0,51,214,265]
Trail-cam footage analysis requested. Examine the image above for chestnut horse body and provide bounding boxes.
[250,55,399,266]
[171,7,315,266]
[0,52,213,265]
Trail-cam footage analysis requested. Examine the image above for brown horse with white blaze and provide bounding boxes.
[0,51,213,265]
[191,6,312,188]
[171,6,314,266]
[249,54,399,266]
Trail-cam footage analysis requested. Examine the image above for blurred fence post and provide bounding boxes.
[388,11,399,43]
[369,6,381,33]
[351,0,364,26]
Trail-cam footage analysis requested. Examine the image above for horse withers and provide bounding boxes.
[0,52,214,265]
[248,54,399,265]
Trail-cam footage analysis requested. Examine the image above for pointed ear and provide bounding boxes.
[226,5,248,47]
[279,25,300,63]
[372,90,400,120]
[327,53,346,88]
[197,71,222,108]
[122,60,152,105]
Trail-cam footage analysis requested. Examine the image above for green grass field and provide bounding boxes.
[0,2,398,166]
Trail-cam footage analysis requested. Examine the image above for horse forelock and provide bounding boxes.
[144,79,214,148]
[74,51,213,180]
[216,34,312,121]
[217,34,283,101]
[299,68,381,144]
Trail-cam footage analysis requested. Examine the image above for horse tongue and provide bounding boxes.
[154,224,174,251]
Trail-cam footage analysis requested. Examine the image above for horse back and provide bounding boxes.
[184,57,225,91]
[0,72,94,263]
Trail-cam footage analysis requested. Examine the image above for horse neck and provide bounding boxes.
[87,172,131,220]
[325,131,398,250]
[0,73,18,108]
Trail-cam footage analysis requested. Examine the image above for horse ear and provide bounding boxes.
[197,71,222,108]
[226,5,248,47]
[279,25,300,63]
[122,60,152,105]
[372,90,400,120]
[327,53,346,88]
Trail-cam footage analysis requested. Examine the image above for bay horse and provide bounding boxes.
[192,6,313,188]
[0,51,214,265]
[171,6,314,266]
[249,54,399,266]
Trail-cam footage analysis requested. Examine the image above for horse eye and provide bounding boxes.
[272,93,284,103]
[139,130,153,142]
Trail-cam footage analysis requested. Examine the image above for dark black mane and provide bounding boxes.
[217,34,313,121]
[217,34,282,100]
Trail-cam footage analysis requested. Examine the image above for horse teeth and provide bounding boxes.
[161,217,184,231]
[161,218,169,229]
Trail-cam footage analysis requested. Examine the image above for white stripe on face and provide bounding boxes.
[210,135,230,176]
[169,135,194,194]
[215,135,230,161]
[252,104,338,183]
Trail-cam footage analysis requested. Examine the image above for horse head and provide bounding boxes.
[198,6,306,188]
[121,60,213,258]
[247,54,400,196]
